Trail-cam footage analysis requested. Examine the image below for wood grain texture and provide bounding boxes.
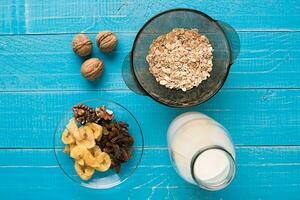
[0,0,300,199]
[0,90,299,148]
[0,32,299,90]
[1,0,300,34]
[0,147,299,199]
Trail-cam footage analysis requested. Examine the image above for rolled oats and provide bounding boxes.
[146,28,213,92]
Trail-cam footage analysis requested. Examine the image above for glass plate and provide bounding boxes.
[53,99,144,189]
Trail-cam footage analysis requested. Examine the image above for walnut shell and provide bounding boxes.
[72,33,93,57]
[96,31,118,52]
[81,58,104,81]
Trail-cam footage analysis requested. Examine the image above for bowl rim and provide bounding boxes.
[130,8,232,108]
[53,98,144,189]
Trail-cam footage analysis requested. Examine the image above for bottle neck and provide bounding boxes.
[190,146,235,191]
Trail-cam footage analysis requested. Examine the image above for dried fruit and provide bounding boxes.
[96,31,118,52]
[91,145,102,157]
[95,152,111,172]
[83,150,100,168]
[62,104,133,180]
[72,104,133,173]
[76,126,96,149]
[64,143,76,154]
[70,145,87,160]
[66,118,82,141]
[97,121,134,173]
[77,159,85,166]
[74,161,95,181]
[72,33,93,57]
[61,129,75,144]
[86,123,103,141]
[64,145,70,154]
[81,58,104,81]
[62,117,113,180]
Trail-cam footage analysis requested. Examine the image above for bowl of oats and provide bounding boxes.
[53,99,144,189]
[123,8,239,107]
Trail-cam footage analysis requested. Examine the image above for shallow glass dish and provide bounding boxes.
[53,99,144,189]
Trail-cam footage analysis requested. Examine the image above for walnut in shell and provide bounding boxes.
[96,31,118,52]
[81,58,104,81]
[72,33,93,57]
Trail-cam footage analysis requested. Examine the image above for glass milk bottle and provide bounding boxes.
[167,112,236,191]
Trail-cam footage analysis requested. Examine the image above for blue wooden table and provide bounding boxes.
[0,0,300,199]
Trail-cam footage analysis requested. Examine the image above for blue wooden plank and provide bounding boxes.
[0,89,299,148]
[0,32,299,90]
[1,0,300,34]
[0,0,299,199]
[0,147,299,199]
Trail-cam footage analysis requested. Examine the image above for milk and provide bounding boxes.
[167,112,235,190]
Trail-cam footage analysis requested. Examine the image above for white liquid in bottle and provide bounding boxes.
[167,112,235,190]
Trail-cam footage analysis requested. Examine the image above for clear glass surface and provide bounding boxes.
[53,99,144,189]
[130,9,232,107]
[167,112,235,190]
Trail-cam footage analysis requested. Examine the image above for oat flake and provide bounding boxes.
[146,28,214,92]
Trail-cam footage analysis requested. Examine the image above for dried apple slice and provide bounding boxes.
[74,161,94,181]
[86,123,103,141]
[70,145,87,160]
[76,126,95,149]
[61,129,75,144]
[66,118,83,141]
[95,152,111,172]
[83,150,100,168]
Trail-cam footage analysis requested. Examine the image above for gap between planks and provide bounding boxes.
[1,145,300,150]
[1,88,300,93]
[1,30,300,37]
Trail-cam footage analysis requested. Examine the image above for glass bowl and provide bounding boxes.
[123,8,239,107]
[53,99,144,189]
